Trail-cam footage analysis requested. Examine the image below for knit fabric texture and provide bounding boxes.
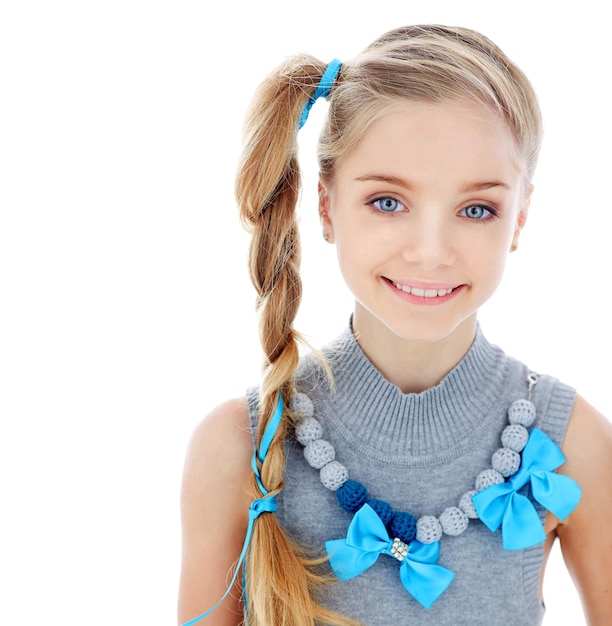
[246,324,576,626]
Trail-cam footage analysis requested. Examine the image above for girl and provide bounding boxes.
[178,25,612,626]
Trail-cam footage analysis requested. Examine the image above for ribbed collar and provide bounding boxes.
[318,324,512,465]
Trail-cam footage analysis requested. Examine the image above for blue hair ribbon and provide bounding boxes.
[181,394,285,625]
[298,58,342,129]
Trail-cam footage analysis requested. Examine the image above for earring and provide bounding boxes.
[323,233,329,242]
[510,243,518,253]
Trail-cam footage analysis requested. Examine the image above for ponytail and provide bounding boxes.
[235,56,359,626]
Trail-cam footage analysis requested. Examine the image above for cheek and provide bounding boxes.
[335,241,362,278]
[455,225,512,282]
[335,226,384,272]
[332,208,395,253]
[464,216,517,254]
[332,214,366,255]
[473,240,511,289]
[334,231,379,289]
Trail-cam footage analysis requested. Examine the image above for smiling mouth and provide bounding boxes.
[390,280,459,298]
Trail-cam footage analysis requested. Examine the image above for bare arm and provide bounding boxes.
[555,395,612,625]
[178,398,253,626]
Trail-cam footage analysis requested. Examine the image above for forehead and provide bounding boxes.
[335,99,523,185]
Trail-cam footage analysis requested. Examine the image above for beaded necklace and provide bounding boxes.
[290,371,581,609]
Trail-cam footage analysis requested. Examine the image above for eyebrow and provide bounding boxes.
[460,180,511,192]
[355,174,512,192]
[355,174,413,188]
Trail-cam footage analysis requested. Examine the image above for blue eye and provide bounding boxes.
[371,197,404,213]
[461,204,494,220]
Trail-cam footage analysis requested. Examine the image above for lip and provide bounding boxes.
[383,277,465,305]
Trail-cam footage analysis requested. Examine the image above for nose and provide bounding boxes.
[401,212,456,270]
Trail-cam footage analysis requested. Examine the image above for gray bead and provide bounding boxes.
[507,399,537,427]
[459,490,479,519]
[501,424,529,452]
[295,416,323,446]
[290,392,314,419]
[491,447,521,477]
[320,461,349,491]
[439,506,469,536]
[475,468,505,491]
[303,438,335,469]
[416,515,443,544]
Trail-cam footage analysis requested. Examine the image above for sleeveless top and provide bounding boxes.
[246,326,576,625]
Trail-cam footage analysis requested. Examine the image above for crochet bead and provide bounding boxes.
[475,468,505,491]
[337,480,368,513]
[303,438,335,470]
[320,461,348,491]
[439,506,469,536]
[389,511,417,543]
[416,515,443,544]
[367,499,394,525]
[492,447,521,477]
[290,381,541,563]
[295,416,323,446]
[501,424,529,452]
[289,392,314,418]
[459,490,479,519]
[507,399,537,427]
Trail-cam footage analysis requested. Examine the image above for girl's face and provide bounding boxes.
[319,99,530,344]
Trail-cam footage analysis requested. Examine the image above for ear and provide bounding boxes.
[318,180,334,243]
[511,184,532,252]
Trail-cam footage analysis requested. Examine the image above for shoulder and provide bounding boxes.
[178,398,253,625]
[560,395,612,480]
[556,395,612,514]
[555,395,612,529]
[554,395,612,623]
[184,397,253,470]
[181,397,254,522]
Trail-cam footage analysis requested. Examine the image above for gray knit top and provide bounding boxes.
[246,325,576,625]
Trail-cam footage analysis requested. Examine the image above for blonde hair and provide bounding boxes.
[235,25,542,626]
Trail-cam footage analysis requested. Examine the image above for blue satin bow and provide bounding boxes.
[325,504,454,609]
[472,428,581,550]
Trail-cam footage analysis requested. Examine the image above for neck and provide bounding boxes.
[351,307,478,394]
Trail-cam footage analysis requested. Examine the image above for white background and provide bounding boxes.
[1,1,609,624]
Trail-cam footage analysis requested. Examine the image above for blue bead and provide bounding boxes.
[336,480,368,512]
[389,511,417,543]
[367,499,394,525]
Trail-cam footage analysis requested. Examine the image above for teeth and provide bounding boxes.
[394,283,455,297]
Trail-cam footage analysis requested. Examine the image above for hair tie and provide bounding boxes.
[298,58,342,130]
[181,395,285,626]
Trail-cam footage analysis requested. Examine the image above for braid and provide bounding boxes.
[235,55,360,626]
